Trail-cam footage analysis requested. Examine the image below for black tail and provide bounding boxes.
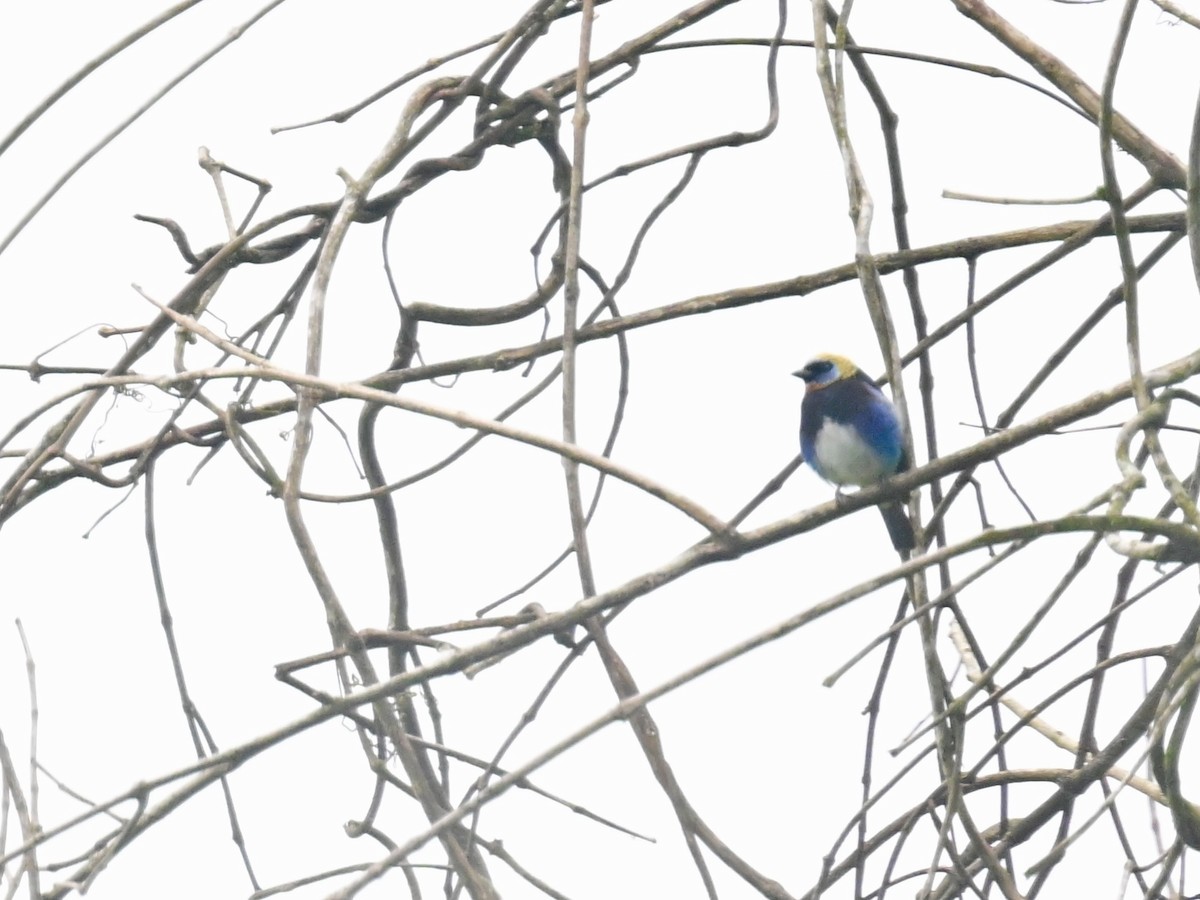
[879,503,915,553]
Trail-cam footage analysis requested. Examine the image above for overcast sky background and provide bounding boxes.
[1,2,1199,898]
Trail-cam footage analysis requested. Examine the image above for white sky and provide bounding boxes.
[1,2,1199,898]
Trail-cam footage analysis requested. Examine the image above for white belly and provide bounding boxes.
[812,420,892,486]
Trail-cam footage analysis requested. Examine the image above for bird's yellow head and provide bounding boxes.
[793,354,860,391]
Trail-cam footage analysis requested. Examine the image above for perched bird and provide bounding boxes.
[794,353,915,553]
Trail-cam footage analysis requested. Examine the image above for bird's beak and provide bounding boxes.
[792,369,807,381]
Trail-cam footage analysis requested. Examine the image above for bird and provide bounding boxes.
[794,353,915,553]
